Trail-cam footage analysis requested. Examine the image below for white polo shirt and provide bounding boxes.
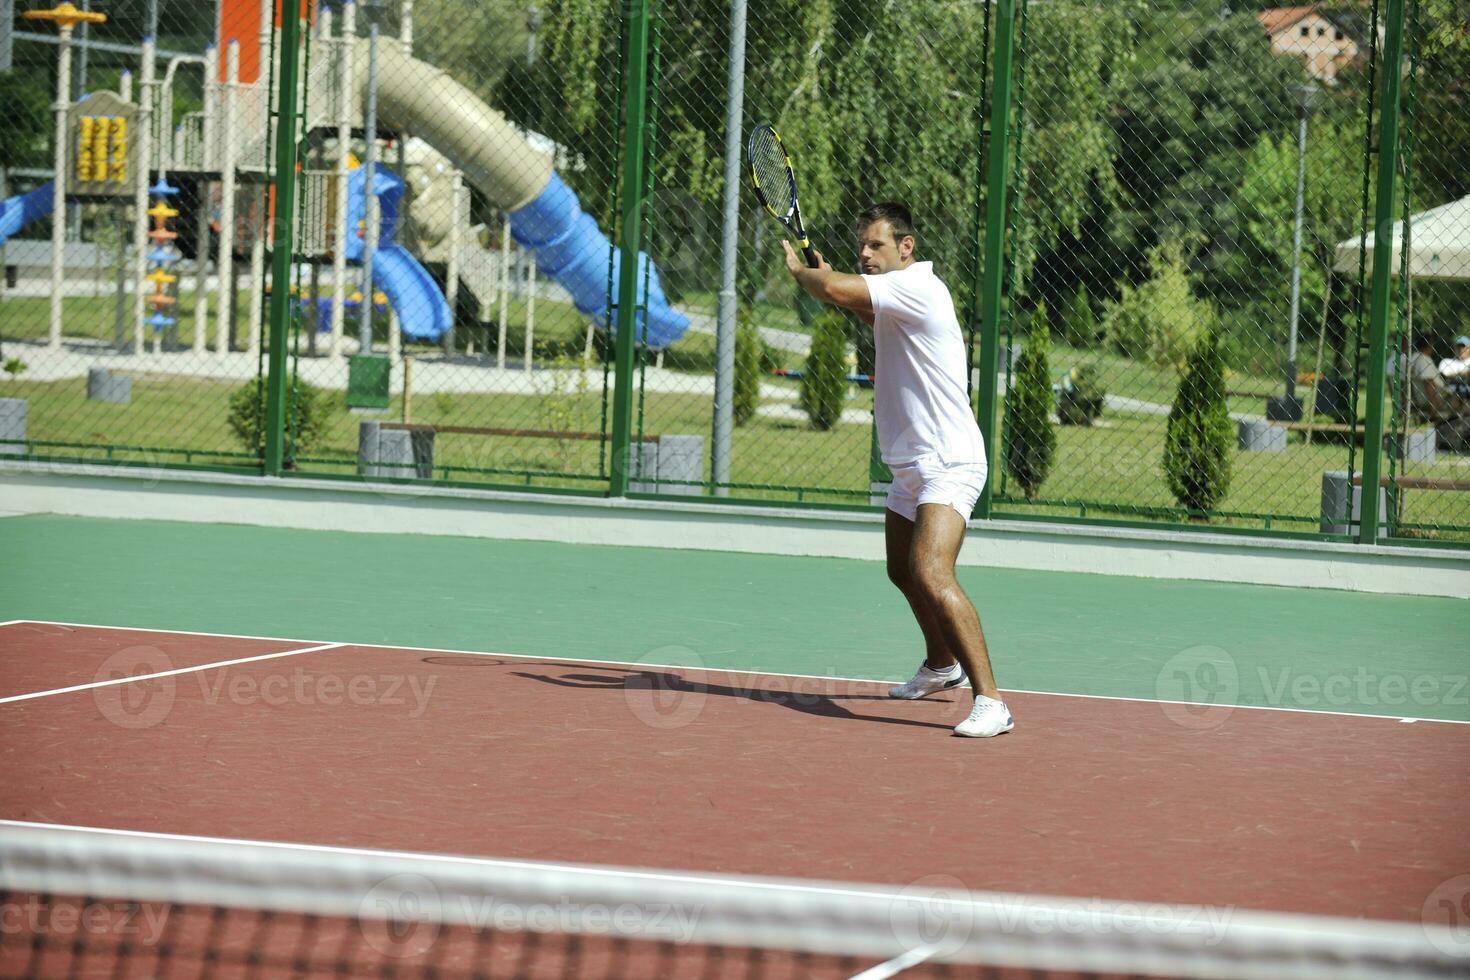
[862,261,985,467]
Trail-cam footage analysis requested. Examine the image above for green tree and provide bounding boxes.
[1003,317,1057,500]
[1104,242,1216,370]
[493,0,1132,327]
[800,311,848,431]
[1220,120,1362,366]
[0,71,51,170]
[734,321,762,427]
[1064,13,1302,303]
[1006,2,1130,284]
[412,1,528,106]
[1062,283,1095,348]
[1417,0,1470,202]
[1163,328,1233,516]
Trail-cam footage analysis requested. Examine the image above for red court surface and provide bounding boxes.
[2,622,1468,928]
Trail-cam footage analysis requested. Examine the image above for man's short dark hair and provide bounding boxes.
[856,202,916,246]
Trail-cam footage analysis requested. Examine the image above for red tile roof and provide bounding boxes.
[1257,6,1318,36]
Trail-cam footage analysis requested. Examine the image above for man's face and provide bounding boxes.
[856,220,912,275]
[1457,343,1470,360]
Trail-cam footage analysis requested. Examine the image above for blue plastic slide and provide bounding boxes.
[344,164,452,343]
[0,183,54,248]
[369,245,450,341]
[510,172,688,350]
[358,39,689,351]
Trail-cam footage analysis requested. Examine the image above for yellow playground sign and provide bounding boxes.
[66,92,137,198]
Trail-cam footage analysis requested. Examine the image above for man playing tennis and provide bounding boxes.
[782,202,1012,737]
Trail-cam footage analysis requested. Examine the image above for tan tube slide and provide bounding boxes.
[354,38,553,212]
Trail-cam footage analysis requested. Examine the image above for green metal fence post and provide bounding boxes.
[1359,0,1407,544]
[609,0,652,497]
[262,2,302,477]
[972,0,1018,520]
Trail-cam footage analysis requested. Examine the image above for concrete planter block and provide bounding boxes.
[1237,419,1287,452]
[358,421,434,480]
[86,367,132,403]
[626,441,659,494]
[0,398,27,455]
[1320,470,1387,536]
[630,435,705,496]
[1394,428,1436,464]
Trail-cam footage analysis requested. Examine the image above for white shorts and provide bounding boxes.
[885,454,989,522]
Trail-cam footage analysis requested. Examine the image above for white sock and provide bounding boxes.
[927,662,961,676]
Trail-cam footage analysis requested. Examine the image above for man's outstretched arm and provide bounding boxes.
[783,240,874,317]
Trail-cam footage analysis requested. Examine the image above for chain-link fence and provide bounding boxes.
[1378,0,1470,541]
[267,0,622,492]
[1,1,262,471]
[2,0,1463,542]
[626,0,994,505]
[991,0,1467,542]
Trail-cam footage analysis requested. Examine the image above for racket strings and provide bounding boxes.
[748,127,796,219]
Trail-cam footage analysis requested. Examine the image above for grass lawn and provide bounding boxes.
[8,366,1467,537]
[2,293,249,348]
[0,290,776,370]
[4,292,1466,538]
[1037,338,1368,422]
[993,407,1470,535]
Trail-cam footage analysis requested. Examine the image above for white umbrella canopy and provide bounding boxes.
[1333,194,1470,281]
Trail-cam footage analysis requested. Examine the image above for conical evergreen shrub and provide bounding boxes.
[1004,312,1057,500]
[1163,328,1234,516]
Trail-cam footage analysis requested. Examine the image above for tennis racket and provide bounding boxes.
[747,123,820,268]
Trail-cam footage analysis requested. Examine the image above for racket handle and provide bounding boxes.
[801,244,820,268]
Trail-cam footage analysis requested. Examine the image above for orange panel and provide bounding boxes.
[272,0,317,31]
[222,1,318,84]
[219,0,263,84]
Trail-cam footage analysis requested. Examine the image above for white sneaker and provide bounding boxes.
[888,662,967,700]
[953,696,1014,738]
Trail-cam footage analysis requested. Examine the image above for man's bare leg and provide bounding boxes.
[885,509,952,668]
[905,503,1000,699]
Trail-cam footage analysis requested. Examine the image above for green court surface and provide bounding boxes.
[3,513,1466,722]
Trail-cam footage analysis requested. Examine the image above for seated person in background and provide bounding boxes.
[1440,335,1470,399]
[1396,334,1463,422]
[1398,334,1470,453]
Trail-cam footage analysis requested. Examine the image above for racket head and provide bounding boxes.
[747,123,798,224]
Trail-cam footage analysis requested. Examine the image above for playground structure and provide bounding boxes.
[1,0,691,364]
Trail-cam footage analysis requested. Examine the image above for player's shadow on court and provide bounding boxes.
[505,665,959,731]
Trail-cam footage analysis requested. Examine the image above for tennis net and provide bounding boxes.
[0,821,1462,979]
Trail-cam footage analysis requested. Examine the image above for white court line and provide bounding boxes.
[7,619,1470,726]
[0,643,343,704]
[850,944,941,980]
